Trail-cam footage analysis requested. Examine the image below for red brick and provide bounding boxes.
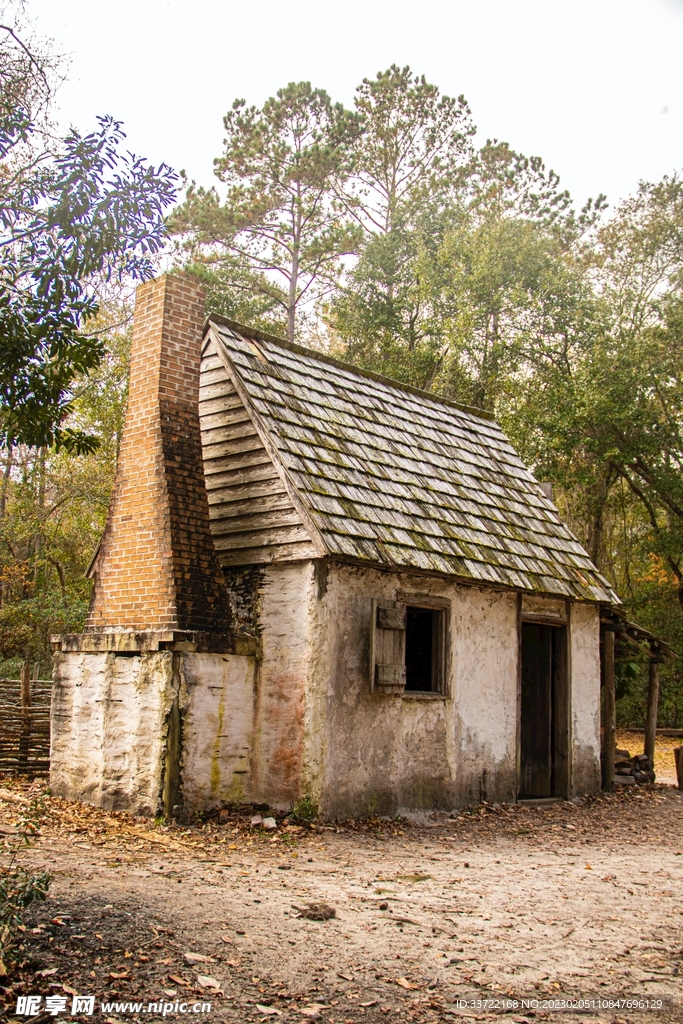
[86,274,229,633]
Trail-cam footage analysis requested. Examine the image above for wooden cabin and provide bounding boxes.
[50,275,618,818]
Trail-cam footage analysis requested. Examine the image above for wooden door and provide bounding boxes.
[520,622,553,798]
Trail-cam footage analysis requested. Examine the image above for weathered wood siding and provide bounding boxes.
[199,336,317,566]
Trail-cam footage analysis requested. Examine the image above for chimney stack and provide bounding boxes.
[86,274,229,634]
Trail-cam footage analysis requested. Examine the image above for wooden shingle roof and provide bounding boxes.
[203,316,618,604]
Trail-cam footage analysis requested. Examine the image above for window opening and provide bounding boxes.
[405,606,442,692]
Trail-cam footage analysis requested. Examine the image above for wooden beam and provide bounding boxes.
[602,630,616,791]
[644,652,661,764]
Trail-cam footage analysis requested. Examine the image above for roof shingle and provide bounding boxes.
[208,318,618,604]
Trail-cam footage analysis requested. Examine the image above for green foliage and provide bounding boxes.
[170,81,361,342]
[0,789,50,974]
[292,796,318,821]
[344,64,474,235]
[0,16,176,452]
[0,312,130,671]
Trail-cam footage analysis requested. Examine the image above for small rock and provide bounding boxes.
[262,816,278,830]
[250,815,263,827]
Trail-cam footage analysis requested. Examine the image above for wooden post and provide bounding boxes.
[602,629,616,790]
[644,647,661,764]
[674,747,683,791]
[18,658,31,770]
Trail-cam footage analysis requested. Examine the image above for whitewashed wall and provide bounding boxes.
[178,653,256,812]
[570,602,602,795]
[51,569,603,817]
[246,561,317,808]
[51,650,255,816]
[51,650,177,816]
[302,564,520,818]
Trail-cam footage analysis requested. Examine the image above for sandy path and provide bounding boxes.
[1,785,682,1024]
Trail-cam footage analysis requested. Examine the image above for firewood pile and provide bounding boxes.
[614,747,655,785]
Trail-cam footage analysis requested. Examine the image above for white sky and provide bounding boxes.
[27,0,683,212]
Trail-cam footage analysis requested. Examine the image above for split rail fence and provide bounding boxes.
[0,670,51,775]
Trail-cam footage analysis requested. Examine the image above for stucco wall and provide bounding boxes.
[178,653,256,812]
[51,650,177,816]
[304,564,519,818]
[51,569,603,818]
[51,649,256,816]
[570,602,602,795]
[247,561,316,808]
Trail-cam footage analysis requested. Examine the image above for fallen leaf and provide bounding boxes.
[169,975,192,988]
[61,986,77,996]
[361,1000,378,1007]
[184,951,214,964]
[220,935,233,944]
[396,977,420,990]
[256,1006,283,1017]
[37,968,59,977]
[109,971,130,980]
[585,864,592,870]
[337,972,354,981]
[299,1006,326,1018]
[164,990,178,997]
[0,961,6,978]
[197,974,222,990]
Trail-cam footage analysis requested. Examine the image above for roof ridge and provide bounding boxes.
[205,313,496,423]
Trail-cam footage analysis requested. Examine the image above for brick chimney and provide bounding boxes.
[86,274,229,634]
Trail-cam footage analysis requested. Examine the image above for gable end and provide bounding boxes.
[200,335,319,566]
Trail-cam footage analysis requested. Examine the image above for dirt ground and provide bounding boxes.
[1,781,682,1024]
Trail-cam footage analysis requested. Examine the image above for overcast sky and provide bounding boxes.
[27,0,683,212]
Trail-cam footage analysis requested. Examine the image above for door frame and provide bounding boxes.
[516,596,572,800]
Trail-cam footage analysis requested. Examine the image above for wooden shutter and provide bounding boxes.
[369,599,406,694]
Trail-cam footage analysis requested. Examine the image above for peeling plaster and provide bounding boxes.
[51,651,177,816]
[570,602,602,795]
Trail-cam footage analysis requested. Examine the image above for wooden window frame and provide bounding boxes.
[399,592,451,699]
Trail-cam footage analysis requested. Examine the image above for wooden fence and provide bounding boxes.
[0,670,51,775]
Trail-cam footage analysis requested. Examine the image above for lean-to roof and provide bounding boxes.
[203,317,618,604]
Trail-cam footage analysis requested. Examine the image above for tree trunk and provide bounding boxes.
[0,445,13,609]
[601,629,616,790]
[587,464,613,570]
